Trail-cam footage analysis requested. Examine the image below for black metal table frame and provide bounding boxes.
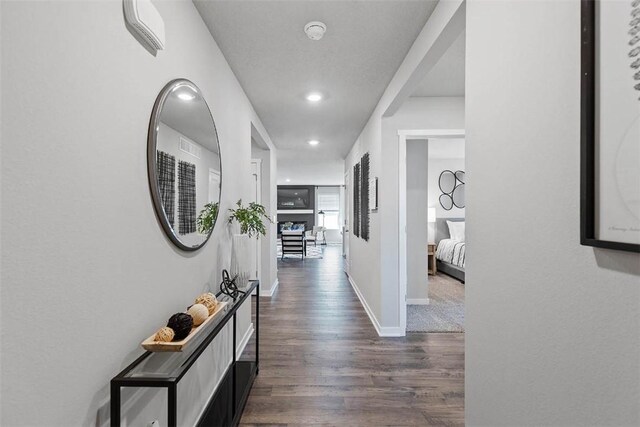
[110,281,259,427]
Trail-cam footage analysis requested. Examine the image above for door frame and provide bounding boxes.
[250,159,262,288]
[398,129,465,334]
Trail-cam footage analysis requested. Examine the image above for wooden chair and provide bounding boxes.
[281,230,306,259]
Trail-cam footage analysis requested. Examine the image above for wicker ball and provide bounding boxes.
[195,292,218,315]
[187,303,209,326]
[154,326,175,342]
[167,313,193,341]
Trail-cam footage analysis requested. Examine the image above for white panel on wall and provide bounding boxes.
[466,1,640,425]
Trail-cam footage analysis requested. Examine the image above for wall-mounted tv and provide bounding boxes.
[277,188,311,210]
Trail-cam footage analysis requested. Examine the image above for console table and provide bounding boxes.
[111,280,259,427]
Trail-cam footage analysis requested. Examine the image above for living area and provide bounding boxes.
[277,184,344,259]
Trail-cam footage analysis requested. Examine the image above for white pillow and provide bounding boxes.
[447,220,465,242]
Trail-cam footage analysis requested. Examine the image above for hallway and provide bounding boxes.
[241,246,464,426]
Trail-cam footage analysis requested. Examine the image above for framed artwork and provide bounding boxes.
[353,162,361,238]
[352,153,371,241]
[361,153,370,241]
[581,0,640,252]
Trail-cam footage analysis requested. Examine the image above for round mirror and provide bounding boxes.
[455,170,465,184]
[439,193,454,210]
[148,79,221,251]
[439,170,456,194]
[452,184,465,208]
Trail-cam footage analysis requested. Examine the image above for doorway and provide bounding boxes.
[249,159,262,286]
[398,129,465,334]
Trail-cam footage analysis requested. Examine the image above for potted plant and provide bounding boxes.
[227,200,272,286]
[228,199,271,238]
[196,202,219,235]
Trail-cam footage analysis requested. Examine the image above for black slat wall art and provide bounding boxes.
[361,153,370,241]
[353,162,361,238]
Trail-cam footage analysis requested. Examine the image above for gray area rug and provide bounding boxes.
[407,273,464,332]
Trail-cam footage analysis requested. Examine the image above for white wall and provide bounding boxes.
[0,1,276,425]
[466,1,640,425]
[251,142,278,295]
[406,140,429,302]
[346,96,465,333]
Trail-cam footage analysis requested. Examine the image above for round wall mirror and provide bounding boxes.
[455,170,465,183]
[439,170,456,194]
[452,184,465,208]
[439,193,454,210]
[148,79,222,251]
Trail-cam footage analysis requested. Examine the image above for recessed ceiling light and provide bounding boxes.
[308,140,320,146]
[304,21,327,41]
[177,92,195,101]
[306,92,323,102]
[286,178,291,182]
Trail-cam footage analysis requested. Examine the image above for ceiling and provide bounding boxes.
[412,30,465,97]
[277,148,345,186]
[194,0,439,184]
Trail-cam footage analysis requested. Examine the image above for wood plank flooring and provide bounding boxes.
[240,246,464,426]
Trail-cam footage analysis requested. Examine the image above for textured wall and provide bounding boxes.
[346,96,464,331]
[0,0,275,425]
[466,1,640,425]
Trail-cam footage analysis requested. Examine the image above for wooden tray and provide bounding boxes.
[141,301,228,352]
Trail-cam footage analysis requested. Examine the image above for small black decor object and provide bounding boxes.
[166,312,193,341]
[220,269,245,299]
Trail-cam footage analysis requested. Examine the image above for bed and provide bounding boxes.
[435,218,465,283]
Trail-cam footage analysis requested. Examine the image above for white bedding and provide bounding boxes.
[436,239,466,268]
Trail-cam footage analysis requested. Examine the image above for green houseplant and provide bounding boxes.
[228,199,272,238]
[196,202,219,235]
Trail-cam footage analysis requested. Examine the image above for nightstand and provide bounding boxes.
[427,243,437,275]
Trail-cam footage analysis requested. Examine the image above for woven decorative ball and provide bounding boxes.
[154,326,175,342]
[195,292,218,315]
[166,313,193,341]
[187,303,209,326]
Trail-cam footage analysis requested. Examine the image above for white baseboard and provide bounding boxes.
[347,274,405,337]
[407,298,430,305]
[236,322,254,359]
[260,278,279,297]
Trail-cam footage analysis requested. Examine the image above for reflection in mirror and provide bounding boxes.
[439,170,456,194]
[455,170,465,184]
[452,184,465,208]
[439,193,453,210]
[148,79,221,251]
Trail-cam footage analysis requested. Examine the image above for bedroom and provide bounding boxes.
[406,138,465,333]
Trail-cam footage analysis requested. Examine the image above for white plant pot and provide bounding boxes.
[231,234,251,288]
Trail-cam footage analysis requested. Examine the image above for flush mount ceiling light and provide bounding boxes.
[306,92,323,102]
[304,21,326,41]
[308,140,320,146]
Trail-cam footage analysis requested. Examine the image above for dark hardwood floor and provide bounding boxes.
[240,246,464,426]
